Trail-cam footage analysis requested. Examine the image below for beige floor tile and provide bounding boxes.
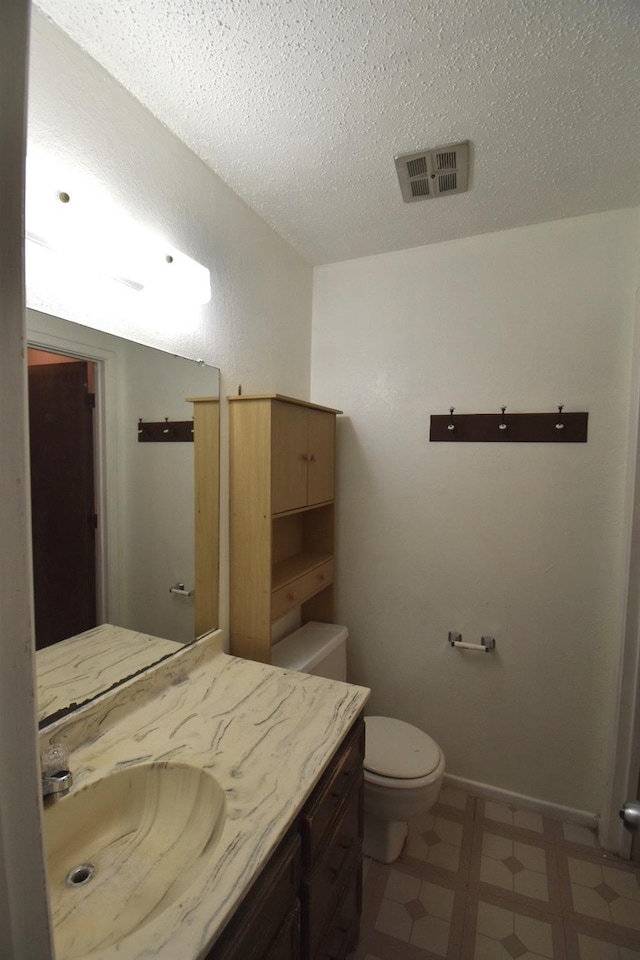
[570,883,613,922]
[428,841,462,872]
[514,912,554,956]
[514,841,548,874]
[420,880,455,921]
[483,833,514,861]
[575,933,620,960]
[484,801,515,826]
[473,933,513,958]
[602,866,640,902]
[562,823,598,849]
[514,869,549,903]
[480,856,516,891]
[610,896,640,932]
[567,858,603,888]
[372,867,461,957]
[405,812,465,872]
[573,932,640,960]
[383,868,420,904]
[437,817,465,847]
[483,800,546,838]
[620,947,640,960]
[514,810,545,835]
[411,913,451,955]
[476,901,514,940]
[374,897,412,941]
[439,786,469,810]
[472,900,556,959]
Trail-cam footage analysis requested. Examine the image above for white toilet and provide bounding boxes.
[271,622,445,863]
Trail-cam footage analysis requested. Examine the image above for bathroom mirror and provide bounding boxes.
[27,310,220,726]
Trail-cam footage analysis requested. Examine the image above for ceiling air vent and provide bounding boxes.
[395,141,469,203]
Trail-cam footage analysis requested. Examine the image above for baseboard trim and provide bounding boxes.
[444,773,599,830]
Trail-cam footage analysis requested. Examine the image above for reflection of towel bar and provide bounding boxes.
[169,582,194,597]
[448,632,495,652]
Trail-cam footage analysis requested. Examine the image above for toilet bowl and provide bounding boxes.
[272,622,447,863]
[363,715,445,863]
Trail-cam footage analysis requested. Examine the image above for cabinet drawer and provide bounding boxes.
[302,719,364,865]
[303,782,362,957]
[313,861,361,960]
[271,560,333,621]
[208,832,301,960]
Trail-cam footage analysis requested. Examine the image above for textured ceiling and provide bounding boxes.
[33,0,640,264]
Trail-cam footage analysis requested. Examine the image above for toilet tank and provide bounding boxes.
[271,622,348,681]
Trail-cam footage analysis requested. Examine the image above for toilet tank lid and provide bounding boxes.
[271,622,348,673]
[364,716,442,779]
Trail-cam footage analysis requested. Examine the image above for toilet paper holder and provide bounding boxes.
[448,632,495,652]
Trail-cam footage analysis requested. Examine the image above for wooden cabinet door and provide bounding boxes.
[307,409,335,507]
[272,401,309,514]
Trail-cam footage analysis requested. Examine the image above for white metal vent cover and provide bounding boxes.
[394,141,470,203]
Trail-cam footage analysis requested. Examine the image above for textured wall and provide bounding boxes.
[27,11,314,634]
[311,209,639,815]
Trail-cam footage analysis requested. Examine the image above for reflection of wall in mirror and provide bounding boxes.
[27,309,219,645]
[118,340,198,642]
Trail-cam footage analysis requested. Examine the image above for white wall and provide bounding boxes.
[27,9,313,635]
[311,209,640,816]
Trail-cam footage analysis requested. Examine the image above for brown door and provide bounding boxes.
[28,360,97,649]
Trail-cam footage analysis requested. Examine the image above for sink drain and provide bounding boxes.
[65,863,96,887]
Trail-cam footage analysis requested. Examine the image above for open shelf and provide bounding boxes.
[272,551,333,592]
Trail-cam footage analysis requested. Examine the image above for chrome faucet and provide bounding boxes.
[42,769,73,799]
[41,746,73,800]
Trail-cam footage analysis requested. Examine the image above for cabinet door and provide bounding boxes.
[272,402,309,514]
[208,833,301,960]
[307,409,335,507]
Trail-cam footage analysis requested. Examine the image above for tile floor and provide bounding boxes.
[348,787,640,960]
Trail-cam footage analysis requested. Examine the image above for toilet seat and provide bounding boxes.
[364,716,443,785]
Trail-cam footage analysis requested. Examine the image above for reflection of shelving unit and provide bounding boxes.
[229,395,341,663]
[187,397,220,638]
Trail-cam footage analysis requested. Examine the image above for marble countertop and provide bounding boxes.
[41,633,369,959]
[36,623,182,723]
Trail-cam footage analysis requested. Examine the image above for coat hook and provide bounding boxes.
[448,407,455,431]
[555,404,565,430]
[499,406,507,430]
[163,417,170,435]
[138,417,143,435]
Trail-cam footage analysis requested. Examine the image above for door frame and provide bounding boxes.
[26,311,122,627]
[601,289,640,859]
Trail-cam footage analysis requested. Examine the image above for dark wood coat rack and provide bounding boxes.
[137,419,194,442]
[430,407,588,443]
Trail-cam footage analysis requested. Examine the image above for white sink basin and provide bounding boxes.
[44,762,226,957]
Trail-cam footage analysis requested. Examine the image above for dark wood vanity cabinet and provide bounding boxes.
[301,718,364,959]
[207,715,364,960]
[206,833,302,960]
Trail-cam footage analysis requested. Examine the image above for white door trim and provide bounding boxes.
[601,286,640,858]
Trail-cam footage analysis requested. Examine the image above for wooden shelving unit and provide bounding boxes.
[229,394,341,663]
